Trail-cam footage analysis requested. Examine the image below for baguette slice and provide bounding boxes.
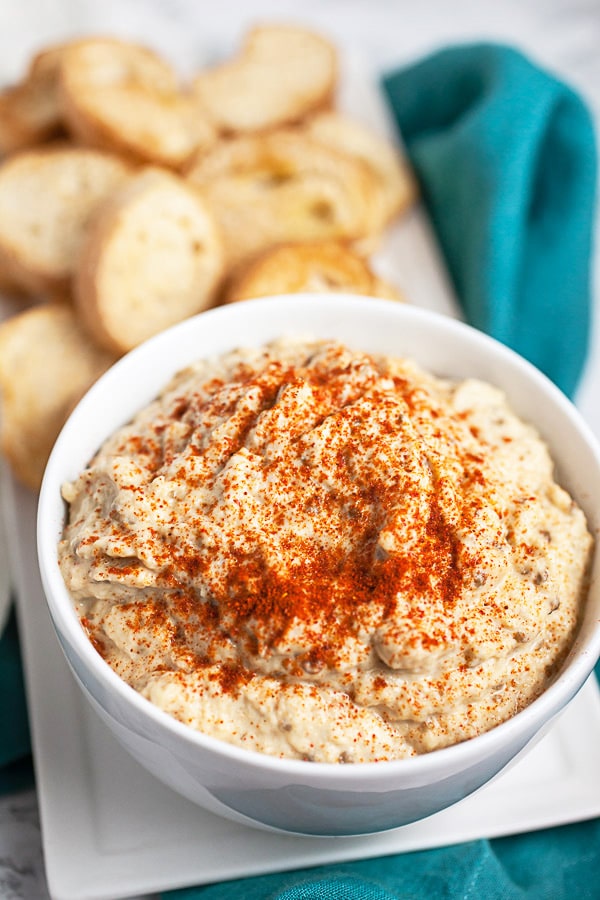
[75,168,224,354]
[58,37,216,168]
[223,241,403,304]
[0,144,131,296]
[0,302,116,490]
[0,44,66,156]
[193,25,337,133]
[187,130,377,269]
[306,111,417,231]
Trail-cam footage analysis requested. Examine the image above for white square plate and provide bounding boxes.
[3,57,600,900]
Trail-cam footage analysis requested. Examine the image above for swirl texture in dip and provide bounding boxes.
[58,340,592,762]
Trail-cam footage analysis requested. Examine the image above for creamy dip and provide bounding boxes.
[58,340,592,763]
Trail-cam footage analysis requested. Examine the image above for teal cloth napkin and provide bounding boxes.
[384,42,596,399]
[0,41,597,900]
[0,609,32,794]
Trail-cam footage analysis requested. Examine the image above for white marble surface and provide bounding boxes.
[0,0,599,897]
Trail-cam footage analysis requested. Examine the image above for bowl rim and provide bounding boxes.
[37,293,600,783]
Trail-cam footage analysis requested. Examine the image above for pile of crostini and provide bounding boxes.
[0,25,417,489]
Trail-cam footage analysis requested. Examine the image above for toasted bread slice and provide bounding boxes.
[306,111,417,231]
[223,241,403,304]
[75,168,224,354]
[187,130,377,268]
[0,44,66,156]
[193,25,336,133]
[58,37,216,168]
[0,144,131,296]
[0,302,116,490]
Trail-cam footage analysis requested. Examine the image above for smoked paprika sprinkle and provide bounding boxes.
[58,339,592,763]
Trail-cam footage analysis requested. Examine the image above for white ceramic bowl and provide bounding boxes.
[37,295,600,836]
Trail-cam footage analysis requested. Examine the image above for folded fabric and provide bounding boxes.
[0,608,33,794]
[384,42,596,399]
[165,43,598,899]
